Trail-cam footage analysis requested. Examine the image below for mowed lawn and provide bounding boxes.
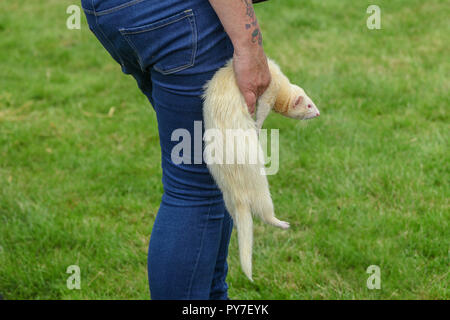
[0,0,448,299]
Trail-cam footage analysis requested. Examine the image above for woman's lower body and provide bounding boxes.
[82,0,234,299]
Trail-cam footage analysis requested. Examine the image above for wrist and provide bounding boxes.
[230,24,264,55]
[233,39,264,57]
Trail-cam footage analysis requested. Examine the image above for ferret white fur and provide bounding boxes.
[202,58,319,281]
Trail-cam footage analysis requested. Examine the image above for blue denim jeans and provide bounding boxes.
[82,0,234,299]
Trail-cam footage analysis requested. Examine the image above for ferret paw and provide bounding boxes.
[277,220,290,229]
[270,218,290,229]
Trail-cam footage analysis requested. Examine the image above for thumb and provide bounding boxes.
[243,91,257,115]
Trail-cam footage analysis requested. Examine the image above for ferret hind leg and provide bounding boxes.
[252,189,290,230]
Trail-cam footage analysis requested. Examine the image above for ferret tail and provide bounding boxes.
[235,208,254,281]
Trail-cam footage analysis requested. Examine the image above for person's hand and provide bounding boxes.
[233,46,271,114]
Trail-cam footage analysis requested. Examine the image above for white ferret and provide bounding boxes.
[202,58,320,280]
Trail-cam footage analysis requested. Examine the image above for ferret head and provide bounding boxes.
[285,84,320,120]
[274,83,320,120]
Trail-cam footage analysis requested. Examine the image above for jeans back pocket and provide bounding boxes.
[119,9,197,75]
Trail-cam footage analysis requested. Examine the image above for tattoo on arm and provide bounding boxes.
[241,0,262,46]
[252,28,262,45]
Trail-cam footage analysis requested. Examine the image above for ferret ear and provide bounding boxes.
[294,96,303,107]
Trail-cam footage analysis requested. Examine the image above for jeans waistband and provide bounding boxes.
[81,0,147,16]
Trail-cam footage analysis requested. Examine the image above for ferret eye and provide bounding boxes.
[308,104,312,109]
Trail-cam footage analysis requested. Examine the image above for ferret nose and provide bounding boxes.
[316,112,320,117]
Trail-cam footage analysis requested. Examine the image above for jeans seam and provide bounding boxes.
[91,0,125,67]
[186,199,213,299]
[189,11,198,72]
[209,212,232,300]
[121,34,144,72]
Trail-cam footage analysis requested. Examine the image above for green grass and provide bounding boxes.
[0,0,448,299]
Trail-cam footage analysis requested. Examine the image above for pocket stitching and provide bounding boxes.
[118,10,197,74]
[154,13,197,75]
[121,14,192,35]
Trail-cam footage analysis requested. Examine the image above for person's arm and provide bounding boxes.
[208,0,271,114]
